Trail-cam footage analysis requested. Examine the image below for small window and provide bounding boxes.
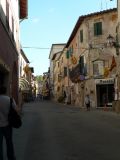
[79,56,87,75]
[64,67,67,77]
[79,56,84,75]
[12,17,14,42]
[94,22,102,36]
[70,46,73,54]
[80,30,83,42]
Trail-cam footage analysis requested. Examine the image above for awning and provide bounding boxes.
[19,77,30,92]
[20,0,28,19]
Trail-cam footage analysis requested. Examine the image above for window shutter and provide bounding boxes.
[94,22,102,36]
[66,51,69,59]
[64,67,67,77]
[94,23,97,36]
[79,56,84,75]
[80,30,83,42]
[98,22,102,35]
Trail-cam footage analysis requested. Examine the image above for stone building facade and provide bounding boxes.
[65,8,117,108]
[49,43,66,99]
[66,9,117,107]
[50,8,118,108]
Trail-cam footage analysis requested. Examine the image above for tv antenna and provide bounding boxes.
[100,0,114,10]
[101,0,103,10]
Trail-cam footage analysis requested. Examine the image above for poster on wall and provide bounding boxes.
[93,60,104,77]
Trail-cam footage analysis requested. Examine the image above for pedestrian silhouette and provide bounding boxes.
[85,94,90,111]
[0,86,16,160]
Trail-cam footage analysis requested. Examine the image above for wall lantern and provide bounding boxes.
[107,34,116,47]
[107,34,120,48]
[107,34,120,55]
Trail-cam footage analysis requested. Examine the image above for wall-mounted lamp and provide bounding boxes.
[107,34,116,47]
[107,34,120,55]
[107,34,120,48]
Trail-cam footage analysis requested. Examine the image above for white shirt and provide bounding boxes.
[85,96,90,105]
[0,95,16,127]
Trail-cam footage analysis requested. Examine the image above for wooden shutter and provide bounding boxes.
[94,22,102,36]
[64,67,67,77]
[79,56,84,75]
[80,30,83,42]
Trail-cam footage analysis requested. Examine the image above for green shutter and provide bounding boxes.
[98,22,102,35]
[94,23,97,36]
[80,30,83,42]
[94,22,102,36]
[66,51,69,59]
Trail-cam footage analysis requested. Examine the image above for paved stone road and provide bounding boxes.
[7,101,120,160]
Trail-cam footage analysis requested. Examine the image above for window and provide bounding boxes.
[64,67,67,77]
[12,17,14,42]
[94,22,102,36]
[80,30,83,42]
[79,56,87,75]
[66,50,70,59]
[70,46,73,55]
[79,56,84,75]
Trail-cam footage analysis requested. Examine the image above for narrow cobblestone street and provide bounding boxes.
[10,101,120,160]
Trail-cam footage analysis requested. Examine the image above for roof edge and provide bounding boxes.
[66,8,117,48]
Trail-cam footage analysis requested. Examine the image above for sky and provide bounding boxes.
[20,0,117,76]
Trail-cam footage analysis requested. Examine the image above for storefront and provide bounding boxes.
[95,78,114,107]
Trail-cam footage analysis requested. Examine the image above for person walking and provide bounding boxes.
[102,93,108,111]
[0,86,16,160]
[85,94,90,111]
[63,90,67,104]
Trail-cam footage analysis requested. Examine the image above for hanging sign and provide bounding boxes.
[71,55,77,64]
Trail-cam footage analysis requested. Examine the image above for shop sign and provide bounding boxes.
[95,78,114,84]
